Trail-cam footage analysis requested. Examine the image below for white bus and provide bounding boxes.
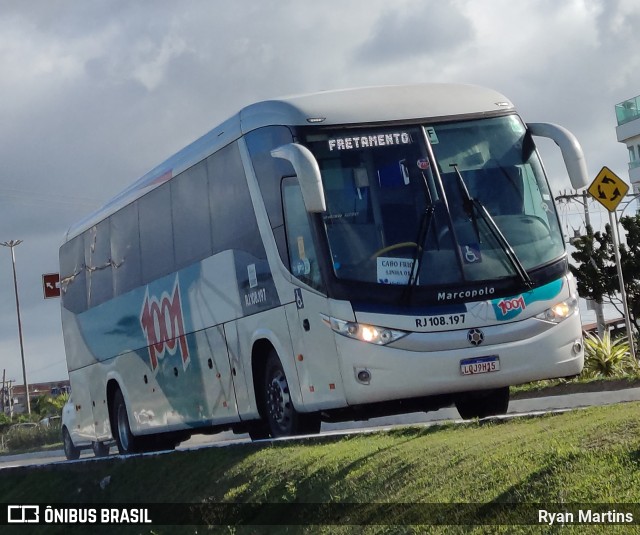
[60,84,588,457]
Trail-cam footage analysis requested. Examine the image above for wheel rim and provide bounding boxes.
[266,369,292,433]
[117,403,130,451]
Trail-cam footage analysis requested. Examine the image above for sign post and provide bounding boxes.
[587,166,635,356]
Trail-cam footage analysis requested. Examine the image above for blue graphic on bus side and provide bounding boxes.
[491,279,563,321]
[73,252,279,427]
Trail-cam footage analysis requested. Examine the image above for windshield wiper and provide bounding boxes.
[407,204,435,287]
[402,166,436,304]
[450,164,533,289]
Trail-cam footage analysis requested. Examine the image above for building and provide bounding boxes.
[1,380,70,416]
[615,94,640,192]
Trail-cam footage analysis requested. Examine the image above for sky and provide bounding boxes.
[0,0,638,386]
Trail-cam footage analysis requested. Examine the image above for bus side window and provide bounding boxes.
[85,219,113,307]
[60,234,87,313]
[208,142,265,258]
[171,160,212,268]
[139,184,175,283]
[282,178,322,291]
[111,202,142,296]
[245,126,296,264]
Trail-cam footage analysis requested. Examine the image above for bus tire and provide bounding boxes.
[112,389,140,454]
[455,387,510,419]
[247,422,270,441]
[261,351,321,438]
[62,426,81,460]
[140,435,178,452]
[92,441,110,457]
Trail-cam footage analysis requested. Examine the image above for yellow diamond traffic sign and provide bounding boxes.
[587,166,629,212]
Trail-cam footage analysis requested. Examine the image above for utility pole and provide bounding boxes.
[1,369,5,415]
[612,210,636,358]
[1,240,30,414]
[555,190,606,335]
[7,379,14,419]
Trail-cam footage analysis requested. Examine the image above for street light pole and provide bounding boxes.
[1,240,30,415]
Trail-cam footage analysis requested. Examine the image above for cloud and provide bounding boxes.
[354,0,474,65]
[0,0,638,384]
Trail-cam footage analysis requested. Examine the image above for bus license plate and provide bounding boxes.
[460,356,500,375]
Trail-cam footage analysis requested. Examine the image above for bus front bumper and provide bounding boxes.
[334,312,584,406]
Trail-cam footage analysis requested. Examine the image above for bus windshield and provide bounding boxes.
[301,115,564,288]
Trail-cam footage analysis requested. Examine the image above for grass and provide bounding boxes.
[0,441,62,457]
[0,425,62,457]
[510,373,640,397]
[3,403,640,534]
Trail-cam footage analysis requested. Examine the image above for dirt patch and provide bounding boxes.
[511,378,640,400]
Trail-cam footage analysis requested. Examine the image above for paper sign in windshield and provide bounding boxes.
[377,257,418,285]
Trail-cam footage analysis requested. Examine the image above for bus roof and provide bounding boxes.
[241,83,513,130]
[64,83,514,242]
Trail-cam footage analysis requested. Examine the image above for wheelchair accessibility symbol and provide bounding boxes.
[294,288,305,310]
[461,244,482,264]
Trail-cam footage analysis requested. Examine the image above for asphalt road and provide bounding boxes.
[2,386,640,470]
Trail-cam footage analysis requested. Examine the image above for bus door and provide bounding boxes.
[282,178,346,411]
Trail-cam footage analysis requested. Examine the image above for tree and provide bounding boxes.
[32,392,69,418]
[570,214,640,332]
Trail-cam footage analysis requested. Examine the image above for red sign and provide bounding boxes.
[42,273,61,299]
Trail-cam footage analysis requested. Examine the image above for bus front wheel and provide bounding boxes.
[455,387,509,419]
[261,352,321,438]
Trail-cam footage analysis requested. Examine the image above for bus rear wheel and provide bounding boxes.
[261,352,321,438]
[92,441,110,457]
[455,387,509,419]
[112,389,140,454]
[62,426,80,460]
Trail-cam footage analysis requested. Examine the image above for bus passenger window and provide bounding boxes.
[208,142,265,258]
[245,126,296,264]
[139,184,175,283]
[60,234,87,313]
[85,219,113,307]
[172,160,212,268]
[282,179,323,291]
[111,202,142,296]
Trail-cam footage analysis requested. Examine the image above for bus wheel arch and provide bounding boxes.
[250,341,320,438]
[248,339,275,440]
[106,380,120,440]
[250,338,274,409]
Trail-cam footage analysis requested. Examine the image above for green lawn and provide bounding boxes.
[2,402,640,534]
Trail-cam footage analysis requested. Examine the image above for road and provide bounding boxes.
[3,386,640,470]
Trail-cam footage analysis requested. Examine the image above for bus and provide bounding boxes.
[60,84,588,457]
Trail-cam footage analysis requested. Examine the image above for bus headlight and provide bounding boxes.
[322,316,408,345]
[535,296,579,324]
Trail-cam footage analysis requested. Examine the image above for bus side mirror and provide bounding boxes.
[271,143,326,212]
[527,122,589,189]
